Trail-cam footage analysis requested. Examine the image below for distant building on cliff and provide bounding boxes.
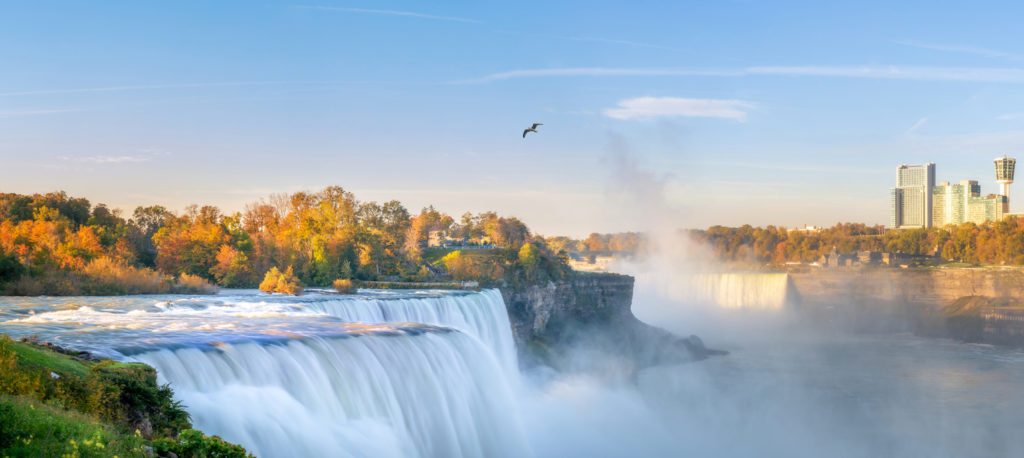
[891,158,1013,228]
[890,163,935,228]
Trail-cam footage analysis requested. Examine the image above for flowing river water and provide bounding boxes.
[1,283,1023,457]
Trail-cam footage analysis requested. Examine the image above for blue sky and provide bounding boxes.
[4,1,1024,236]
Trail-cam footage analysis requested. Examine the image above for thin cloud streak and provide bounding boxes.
[454,67,739,84]
[746,65,1024,82]
[62,155,153,164]
[300,6,480,24]
[895,40,1024,61]
[560,36,678,51]
[0,81,340,97]
[906,117,928,134]
[461,65,1024,84]
[604,96,753,121]
[0,108,81,117]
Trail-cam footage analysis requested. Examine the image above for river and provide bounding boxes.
[1,284,1022,457]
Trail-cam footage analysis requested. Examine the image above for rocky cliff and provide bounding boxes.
[789,268,1024,343]
[499,272,718,371]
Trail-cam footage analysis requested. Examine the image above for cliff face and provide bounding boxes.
[789,268,1024,342]
[499,272,715,370]
[499,272,636,346]
[790,269,1024,309]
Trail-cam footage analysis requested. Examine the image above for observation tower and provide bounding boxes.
[995,155,1016,199]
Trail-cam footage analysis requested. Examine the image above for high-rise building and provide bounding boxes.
[891,163,935,228]
[892,159,1014,228]
[936,180,974,226]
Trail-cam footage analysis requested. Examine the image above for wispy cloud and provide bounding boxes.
[454,67,738,84]
[0,108,80,117]
[300,6,480,24]
[461,65,1024,84]
[603,96,753,121]
[559,36,678,51]
[906,117,928,134]
[745,65,1024,83]
[0,81,332,97]
[895,40,1024,61]
[997,112,1024,121]
[63,155,153,164]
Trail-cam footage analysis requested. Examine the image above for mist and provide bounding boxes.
[514,138,1024,457]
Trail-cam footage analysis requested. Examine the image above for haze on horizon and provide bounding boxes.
[4,1,1024,237]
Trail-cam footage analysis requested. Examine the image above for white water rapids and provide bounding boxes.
[4,278,1024,457]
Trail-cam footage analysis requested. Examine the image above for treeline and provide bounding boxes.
[546,232,646,254]
[551,219,1024,267]
[689,221,1024,265]
[0,187,565,295]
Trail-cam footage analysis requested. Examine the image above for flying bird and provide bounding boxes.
[522,123,543,138]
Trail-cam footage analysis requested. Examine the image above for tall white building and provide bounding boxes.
[891,163,935,228]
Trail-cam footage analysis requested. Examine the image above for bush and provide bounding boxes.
[153,428,252,458]
[259,266,303,295]
[1,258,218,296]
[173,273,218,294]
[332,278,357,294]
[0,253,25,286]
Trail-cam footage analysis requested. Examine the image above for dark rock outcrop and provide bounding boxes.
[499,272,722,371]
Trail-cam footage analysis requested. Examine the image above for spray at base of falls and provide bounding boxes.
[133,330,529,458]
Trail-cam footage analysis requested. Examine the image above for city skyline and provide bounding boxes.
[7,1,1024,236]
[890,157,1013,229]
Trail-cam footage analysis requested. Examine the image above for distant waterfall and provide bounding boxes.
[676,272,792,310]
[132,330,529,458]
[300,289,518,375]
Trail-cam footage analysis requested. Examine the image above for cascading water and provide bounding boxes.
[132,331,527,458]
[668,272,792,310]
[0,289,530,457]
[299,289,518,375]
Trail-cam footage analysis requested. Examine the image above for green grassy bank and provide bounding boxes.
[0,335,250,457]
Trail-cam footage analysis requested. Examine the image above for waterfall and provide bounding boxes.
[132,329,529,458]
[3,288,532,456]
[299,289,518,375]
[674,272,792,310]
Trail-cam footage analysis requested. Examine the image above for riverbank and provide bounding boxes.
[0,335,250,457]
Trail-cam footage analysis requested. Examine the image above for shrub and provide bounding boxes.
[173,273,218,295]
[259,266,303,295]
[332,278,357,294]
[1,258,218,296]
[152,428,252,458]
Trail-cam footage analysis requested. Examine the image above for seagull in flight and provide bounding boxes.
[522,123,543,138]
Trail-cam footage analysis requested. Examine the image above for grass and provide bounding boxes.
[6,339,91,378]
[0,334,252,457]
[422,247,504,264]
[0,393,149,457]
